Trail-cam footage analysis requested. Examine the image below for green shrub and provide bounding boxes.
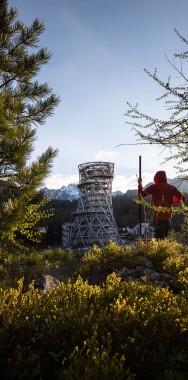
[0,247,78,289]
[76,241,135,278]
[0,275,188,379]
[134,239,188,274]
[43,248,74,266]
[77,239,188,281]
[0,240,188,378]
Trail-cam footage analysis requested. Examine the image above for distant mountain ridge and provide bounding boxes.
[42,177,188,201]
[42,184,79,201]
[42,184,125,201]
[144,177,187,192]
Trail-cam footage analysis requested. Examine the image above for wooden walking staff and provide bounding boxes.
[139,155,142,237]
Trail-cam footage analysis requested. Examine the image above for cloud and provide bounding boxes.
[44,174,79,189]
[44,170,177,193]
[44,171,155,193]
[95,150,119,160]
[113,172,155,192]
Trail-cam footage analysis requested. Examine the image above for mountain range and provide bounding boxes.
[42,177,188,201]
[42,184,124,201]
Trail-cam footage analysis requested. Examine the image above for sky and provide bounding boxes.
[9,0,188,192]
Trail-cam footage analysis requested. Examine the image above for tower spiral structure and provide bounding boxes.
[70,161,121,248]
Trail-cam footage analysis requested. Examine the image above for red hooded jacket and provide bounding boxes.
[138,171,185,220]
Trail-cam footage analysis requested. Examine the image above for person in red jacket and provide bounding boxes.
[138,171,185,239]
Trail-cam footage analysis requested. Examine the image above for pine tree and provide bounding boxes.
[125,29,188,179]
[0,0,59,247]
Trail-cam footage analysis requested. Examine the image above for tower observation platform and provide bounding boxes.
[67,161,121,249]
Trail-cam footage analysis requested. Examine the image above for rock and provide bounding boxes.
[136,256,154,269]
[34,274,61,294]
[115,256,176,288]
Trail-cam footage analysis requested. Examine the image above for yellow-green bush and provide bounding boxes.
[0,240,188,378]
[0,248,77,289]
[43,248,74,264]
[0,275,188,379]
[77,239,188,281]
[76,241,134,278]
[134,239,188,274]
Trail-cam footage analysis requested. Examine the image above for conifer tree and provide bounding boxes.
[0,0,59,246]
[125,29,188,179]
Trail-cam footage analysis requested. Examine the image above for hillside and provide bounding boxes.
[0,240,188,379]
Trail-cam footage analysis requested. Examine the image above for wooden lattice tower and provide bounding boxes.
[70,161,121,248]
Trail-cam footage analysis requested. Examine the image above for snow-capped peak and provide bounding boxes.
[42,183,80,201]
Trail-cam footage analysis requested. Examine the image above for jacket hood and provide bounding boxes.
[154,171,167,184]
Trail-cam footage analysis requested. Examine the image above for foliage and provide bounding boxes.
[5,198,54,248]
[43,199,78,246]
[0,0,59,248]
[0,272,188,379]
[76,241,135,277]
[172,211,188,244]
[134,239,188,280]
[136,196,187,216]
[77,239,188,281]
[0,241,188,378]
[112,193,140,227]
[0,247,77,289]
